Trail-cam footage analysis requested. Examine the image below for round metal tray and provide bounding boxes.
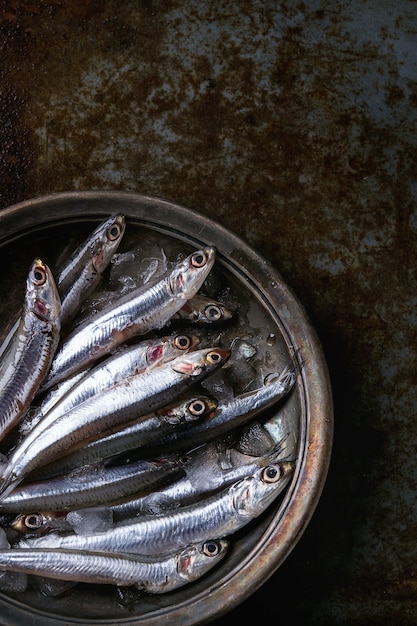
[0,191,333,625]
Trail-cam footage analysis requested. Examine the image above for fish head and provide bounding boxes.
[91,214,126,273]
[174,295,235,325]
[177,538,229,582]
[232,461,294,519]
[184,395,219,422]
[145,333,199,368]
[10,512,54,535]
[158,395,218,425]
[200,300,235,324]
[170,346,231,378]
[27,259,61,327]
[169,246,217,299]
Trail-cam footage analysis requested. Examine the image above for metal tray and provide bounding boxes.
[0,191,333,625]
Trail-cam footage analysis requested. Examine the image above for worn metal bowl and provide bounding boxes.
[0,191,332,625]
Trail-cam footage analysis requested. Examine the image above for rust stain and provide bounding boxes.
[0,2,417,623]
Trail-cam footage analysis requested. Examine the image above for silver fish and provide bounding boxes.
[172,295,235,325]
[19,333,199,438]
[138,363,298,456]
[0,259,61,441]
[0,457,183,513]
[0,539,228,592]
[110,439,290,519]
[57,214,126,328]
[41,246,217,390]
[0,347,230,497]
[33,395,218,479]
[18,461,293,556]
[12,435,271,531]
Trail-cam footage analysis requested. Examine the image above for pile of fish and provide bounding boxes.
[0,214,299,599]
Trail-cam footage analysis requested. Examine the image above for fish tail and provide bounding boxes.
[265,434,291,462]
[277,348,306,388]
[291,347,307,377]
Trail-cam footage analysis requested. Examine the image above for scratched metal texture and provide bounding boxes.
[0,1,416,624]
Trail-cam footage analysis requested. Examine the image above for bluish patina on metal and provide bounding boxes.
[0,1,416,623]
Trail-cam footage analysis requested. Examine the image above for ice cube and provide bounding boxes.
[66,507,113,535]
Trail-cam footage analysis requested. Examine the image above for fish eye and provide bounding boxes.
[261,465,282,484]
[107,224,122,241]
[188,399,207,416]
[33,265,47,286]
[24,513,44,530]
[190,251,207,268]
[204,304,222,321]
[207,350,222,365]
[174,335,192,350]
[202,540,221,556]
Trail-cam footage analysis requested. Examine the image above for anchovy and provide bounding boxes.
[19,333,199,438]
[12,439,277,529]
[41,246,217,390]
[57,214,126,328]
[0,259,61,441]
[110,439,290,520]
[33,395,218,479]
[18,461,293,556]
[0,457,183,512]
[0,539,228,592]
[138,363,298,456]
[0,347,230,497]
[172,295,235,325]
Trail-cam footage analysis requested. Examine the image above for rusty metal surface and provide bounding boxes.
[0,1,416,624]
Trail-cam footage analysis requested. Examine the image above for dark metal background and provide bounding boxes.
[0,1,416,624]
